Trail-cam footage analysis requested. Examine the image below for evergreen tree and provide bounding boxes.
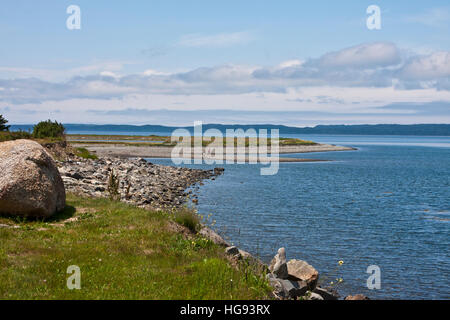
[0,114,10,131]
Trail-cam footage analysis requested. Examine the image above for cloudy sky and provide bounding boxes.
[1,0,450,126]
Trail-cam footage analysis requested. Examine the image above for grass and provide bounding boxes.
[0,194,271,300]
[173,207,201,233]
[74,147,98,160]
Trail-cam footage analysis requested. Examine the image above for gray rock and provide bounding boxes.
[269,247,289,279]
[313,287,339,300]
[308,292,324,300]
[279,279,308,299]
[199,227,230,247]
[0,139,66,218]
[225,246,240,256]
[287,259,319,289]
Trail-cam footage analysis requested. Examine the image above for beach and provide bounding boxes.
[70,142,355,162]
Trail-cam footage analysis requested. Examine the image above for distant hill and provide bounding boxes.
[10,124,450,136]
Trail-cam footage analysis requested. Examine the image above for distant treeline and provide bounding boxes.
[10,123,450,136]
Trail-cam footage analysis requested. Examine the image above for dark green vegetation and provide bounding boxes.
[0,114,10,131]
[32,120,66,139]
[0,130,32,142]
[0,195,271,299]
[74,147,98,160]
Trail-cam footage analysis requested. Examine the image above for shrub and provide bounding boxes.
[174,207,201,233]
[0,130,32,142]
[32,120,65,139]
[0,114,10,131]
[107,169,120,201]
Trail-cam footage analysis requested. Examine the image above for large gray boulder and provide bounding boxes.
[287,259,319,289]
[0,139,66,218]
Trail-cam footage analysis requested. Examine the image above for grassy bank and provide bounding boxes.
[0,194,271,300]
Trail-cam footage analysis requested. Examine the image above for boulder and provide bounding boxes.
[279,279,308,299]
[313,287,339,300]
[307,292,324,300]
[344,294,370,300]
[199,227,230,247]
[269,247,289,279]
[225,246,240,256]
[0,139,66,218]
[287,259,319,289]
[266,274,287,299]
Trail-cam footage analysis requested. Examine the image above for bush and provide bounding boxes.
[174,207,201,233]
[107,169,120,201]
[0,130,32,142]
[0,114,10,131]
[32,120,65,139]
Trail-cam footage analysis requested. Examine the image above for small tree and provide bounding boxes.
[0,114,10,131]
[32,120,65,139]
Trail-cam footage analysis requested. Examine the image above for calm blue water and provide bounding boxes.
[148,135,450,300]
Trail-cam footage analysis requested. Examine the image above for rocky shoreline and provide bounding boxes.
[57,156,224,209]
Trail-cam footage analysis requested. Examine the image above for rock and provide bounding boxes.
[313,287,339,300]
[269,247,289,279]
[279,279,308,299]
[199,227,230,247]
[344,294,370,300]
[0,139,66,218]
[307,292,324,300]
[287,259,319,289]
[225,246,240,256]
[266,274,287,299]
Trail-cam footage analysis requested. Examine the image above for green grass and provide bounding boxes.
[173,207,201,233]
[74,147,98,160]
[0,195,271,300]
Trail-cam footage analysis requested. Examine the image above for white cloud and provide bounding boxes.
[399,51,450,80]
[314,42,401,69]
[1,42,450,109]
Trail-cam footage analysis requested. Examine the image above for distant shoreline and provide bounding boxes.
[10,123,450,136]
[71,142,356,163]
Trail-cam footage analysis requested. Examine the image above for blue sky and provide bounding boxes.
[1,0,450,125]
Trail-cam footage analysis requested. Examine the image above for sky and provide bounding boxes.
[1,0,450,126]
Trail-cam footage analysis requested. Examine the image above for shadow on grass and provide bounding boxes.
[0,205,76,224]
[46,205,76,222]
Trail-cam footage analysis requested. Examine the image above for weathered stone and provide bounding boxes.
[0,139,66,218]
[313,287,339,300]
[58,155,223,209]
[225,246,240,256]
[279,279,308,299]
[199,227,230,247]
[269,247,289,279]
[287,259,319,289]
[344,294,370,300]
[266,274,287,299]
[307,292,324,300]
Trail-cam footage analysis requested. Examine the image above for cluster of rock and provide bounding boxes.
[57,156,224,209]
[266,248,334,300]
[0,140,66,218]
[265,248,368,300]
